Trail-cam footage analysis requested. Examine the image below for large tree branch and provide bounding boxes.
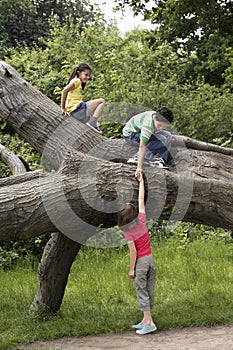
[0,60,233,238]
[172,135,233,156]
[0,149,232,242]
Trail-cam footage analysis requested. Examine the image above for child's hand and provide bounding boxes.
[61,108,71,117]
[129,269,135,279]
[137,172,144,182]
[135,167,143,180]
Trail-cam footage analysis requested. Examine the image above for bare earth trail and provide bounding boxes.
[15,323,233,350]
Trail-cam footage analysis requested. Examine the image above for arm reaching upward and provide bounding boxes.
[138,173,145,213]
[135,139,146,179]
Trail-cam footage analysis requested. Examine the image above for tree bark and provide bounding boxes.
[0,144,27,175]
[0,149,232,240]
[30,232,82,316]
[0,61,233,315]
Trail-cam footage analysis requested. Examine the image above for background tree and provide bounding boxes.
[115,0,233,86]
[0,0,95,54]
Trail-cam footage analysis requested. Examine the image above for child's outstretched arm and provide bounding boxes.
[138,173,145,213]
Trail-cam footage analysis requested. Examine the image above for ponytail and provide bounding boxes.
[67,62,92,90]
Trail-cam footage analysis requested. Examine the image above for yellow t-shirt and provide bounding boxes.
[65,78,83,112]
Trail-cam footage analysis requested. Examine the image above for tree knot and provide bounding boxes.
[4,68,12,78]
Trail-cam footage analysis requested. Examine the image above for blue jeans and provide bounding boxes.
[71,102,89,124]
[123,130,171,161]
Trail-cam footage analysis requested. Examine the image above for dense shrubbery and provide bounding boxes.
[0,235,48,269]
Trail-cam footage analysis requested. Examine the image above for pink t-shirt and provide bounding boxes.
[123,212,152,259]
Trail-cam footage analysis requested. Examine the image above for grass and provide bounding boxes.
[0,238,233,349]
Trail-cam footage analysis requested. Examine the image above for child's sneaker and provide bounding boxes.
[148,157,168,169]
[136,323,157,335]
[132,322,144,330]
[86,122,102,134]
[127,154,138,165]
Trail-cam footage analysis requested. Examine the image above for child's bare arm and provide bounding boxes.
[127,241,137,278]
[138,173,145,213]
[61,82,75,116]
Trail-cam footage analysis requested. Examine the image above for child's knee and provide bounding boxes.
[100,98,106,105]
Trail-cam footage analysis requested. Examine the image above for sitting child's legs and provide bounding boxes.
[86,98,105,131]
[71,102,89,124]
[146,130,171,162]
[123,132,141,147]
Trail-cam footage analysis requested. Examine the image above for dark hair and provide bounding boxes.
[117,203,138,231]
[155,106,174,124]
[67,62,92,89]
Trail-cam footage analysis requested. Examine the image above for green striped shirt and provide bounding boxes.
[123,111,156,143]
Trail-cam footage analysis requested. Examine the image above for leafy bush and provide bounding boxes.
[0,235,49,269]
[148,220,232,248]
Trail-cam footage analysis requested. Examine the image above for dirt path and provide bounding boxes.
[14,323,233,350]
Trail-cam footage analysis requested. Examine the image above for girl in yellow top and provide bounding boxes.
[61,62,105,132]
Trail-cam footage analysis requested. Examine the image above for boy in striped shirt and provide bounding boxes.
[123,106,174,178]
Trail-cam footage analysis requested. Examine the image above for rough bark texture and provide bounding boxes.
[30,232,82,316]
[0,149,233,241]
[0,61,233,314]
[0,144,27,175]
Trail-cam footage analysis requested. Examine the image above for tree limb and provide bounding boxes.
[0,144,27,175]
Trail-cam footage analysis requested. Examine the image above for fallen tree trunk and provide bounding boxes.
[0,149,232,241]
[30,232,82,316]
[0,61,233,315]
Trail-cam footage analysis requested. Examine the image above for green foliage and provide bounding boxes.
[168,222,232,247]
[148,220,232,247]
[5,16,233,146]
[0,247,20,269]
[7,17,233,145]
[116,0,233,86]
[0,0,37,49]
[171,82,233,145]
[0,235,49,269]
[223,47,233,91]
[0,0,95,52]
[0,132,41,177]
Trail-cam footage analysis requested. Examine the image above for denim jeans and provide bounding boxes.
[123,130,171,161]
[71,102,89,124]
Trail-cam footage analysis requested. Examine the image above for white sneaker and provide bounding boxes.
[86,122,102,133]
[148,157,168,169]
[127,154,139,164]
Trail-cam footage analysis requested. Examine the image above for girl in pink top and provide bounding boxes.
[117,174,157,335]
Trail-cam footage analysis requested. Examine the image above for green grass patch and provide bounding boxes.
[0,239,233,349]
